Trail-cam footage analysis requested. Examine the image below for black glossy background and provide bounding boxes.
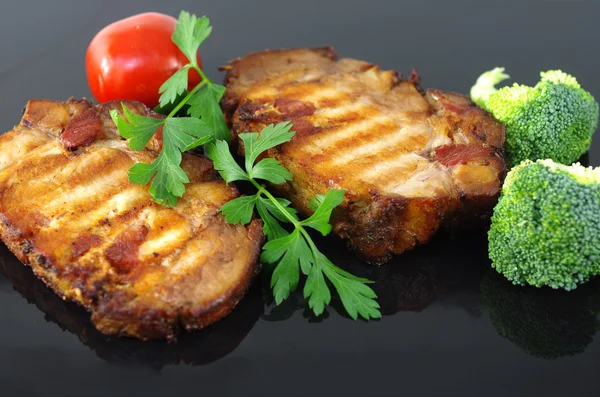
[0,1,599,396]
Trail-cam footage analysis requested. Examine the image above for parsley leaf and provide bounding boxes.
[220,195,257,224]
[115,114,214,206]
[255,199,289,240]
[259,197,298,223]
[205,140,249,182]
[128,150,188,207]
[304,259,331,316]
[251,158,293,184]
[308,194,326,211]
[187,84,229,141]
[207,123,381,320]
[158,65,191,108]
[268,230,302,304]
[166,117,213,151]
[172,12,211,67]
[110,106,164,151]
[300,189,345,235]
[111,11,228,206]
[322,260,381,320]
[240,122,295,170]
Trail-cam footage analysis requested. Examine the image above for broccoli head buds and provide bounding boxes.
[471,68,599,167]
[488,160,600,290]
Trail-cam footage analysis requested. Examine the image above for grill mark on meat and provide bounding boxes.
[281,86,341,104]
[311,102,375,122]
[137,208,192,261]
[322,124,430,167]
[356,155,442,194]
[0,144,67,191]
[48,187,148,233]
[358,153,424,180]
[72,234,103,259]
[105,224,149,274]
[41,168,129,214]
[318,100,362,114]
[299,115,392,154]
[32,149,134,211]
[0,129,52,170]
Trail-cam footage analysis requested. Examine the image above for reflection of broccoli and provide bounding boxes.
[471,68,599,167]
[489,160,600,290]
[481,271,600,359]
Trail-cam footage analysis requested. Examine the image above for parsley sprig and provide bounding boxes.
[206,123,381,320]
[110,11,228,206]
[110,10,380,320]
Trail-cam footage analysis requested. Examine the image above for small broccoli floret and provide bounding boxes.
[481,271,600,359]
[470,67,510,108]
[488,160,600,290]
[471,69,599,167]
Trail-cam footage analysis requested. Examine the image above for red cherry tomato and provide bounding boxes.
[86,12,201,108]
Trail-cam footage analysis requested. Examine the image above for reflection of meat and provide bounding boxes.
[369,264,440,314]
[262,233,489,319]
[222,47,506,264]
[0,245,263,368]
[342,233,489,316]
[0,99,263,340]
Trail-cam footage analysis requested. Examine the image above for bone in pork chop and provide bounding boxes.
[221,47,506,265]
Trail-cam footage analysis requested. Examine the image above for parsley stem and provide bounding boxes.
[194,65,212,85]
[166,79,208,119]
[249,178,321,263]
[250,179,297,224]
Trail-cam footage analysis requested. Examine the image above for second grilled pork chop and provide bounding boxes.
[222,47,506,264]
[0,99,263,340]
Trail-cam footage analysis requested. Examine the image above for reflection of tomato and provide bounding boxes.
[86,12,201,108]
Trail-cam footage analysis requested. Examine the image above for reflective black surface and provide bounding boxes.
[1,1,599,396]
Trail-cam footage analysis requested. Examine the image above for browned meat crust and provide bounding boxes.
[0,99,263,340]
[221,47,506,265]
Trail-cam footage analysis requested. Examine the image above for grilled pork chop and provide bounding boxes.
[0,99,263,340]
[221,47,506,264]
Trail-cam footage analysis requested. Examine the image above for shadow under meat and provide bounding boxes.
[262,231,491,321]
[481,270,600,359]
[0,245,263,369]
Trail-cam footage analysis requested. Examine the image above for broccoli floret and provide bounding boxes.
[470,67,510,108]
[471,68,599,167]
[488,159,600,290]
[481,270,600,359]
